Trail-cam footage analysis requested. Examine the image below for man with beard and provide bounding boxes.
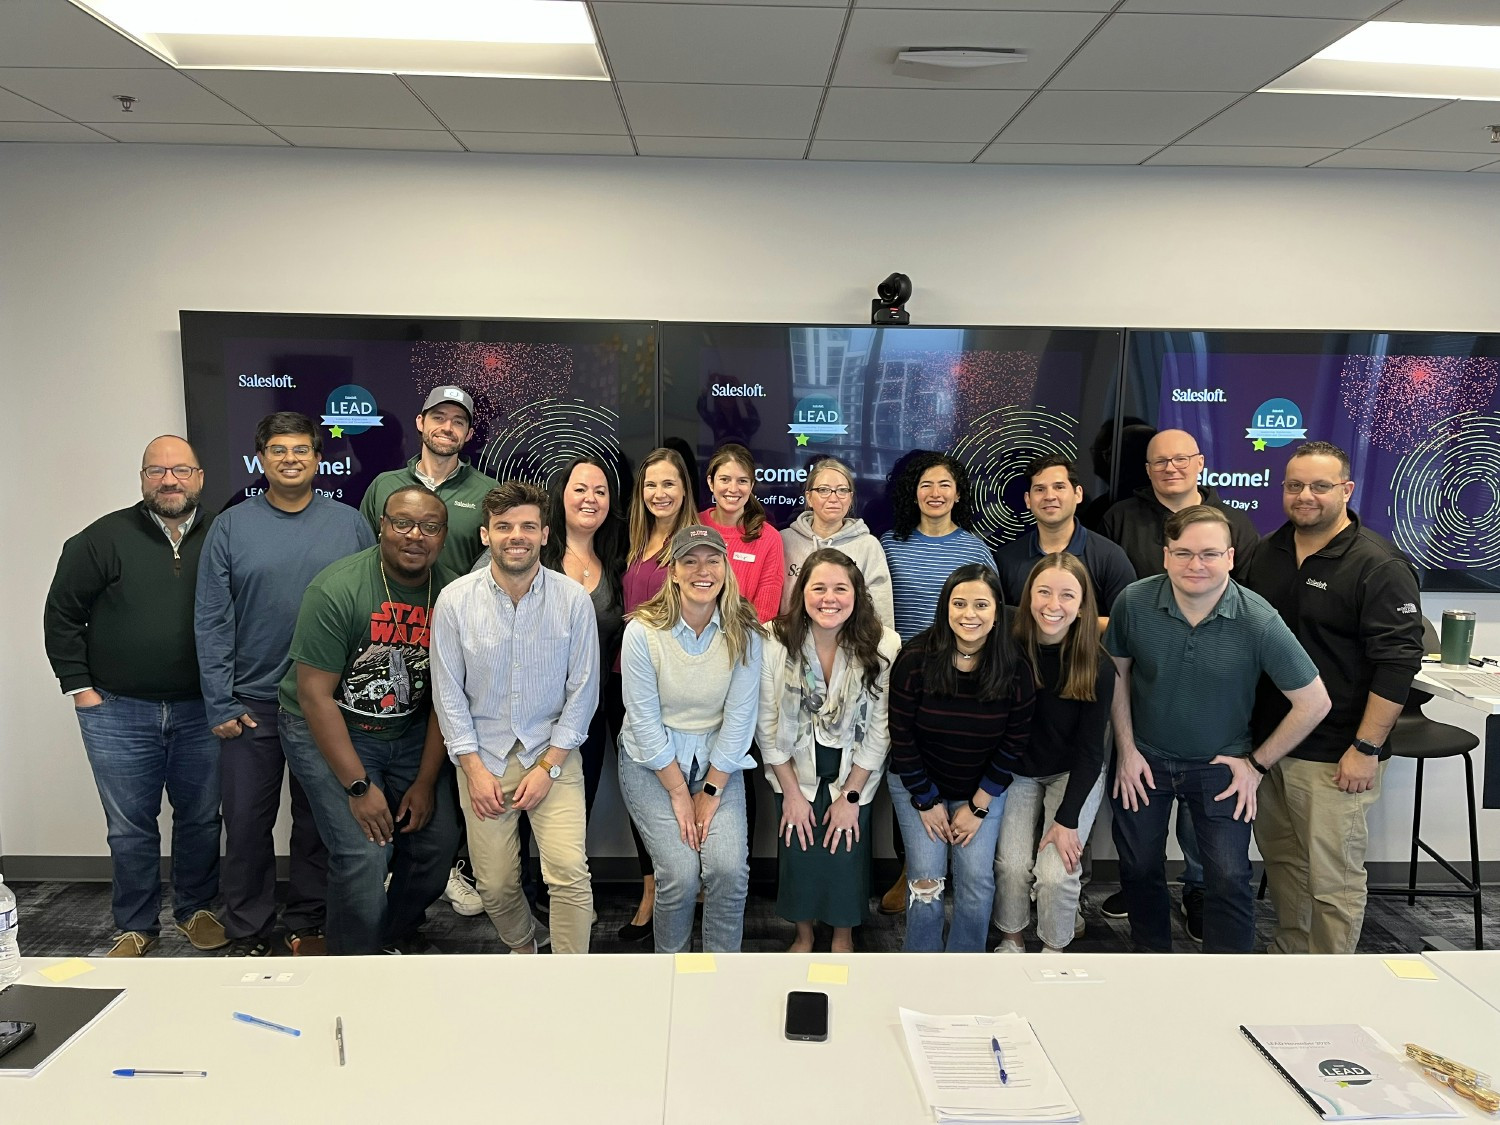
[278,486,463,954]
[359,385,498,575]
[432,482,599,954]
[45,435,228,956]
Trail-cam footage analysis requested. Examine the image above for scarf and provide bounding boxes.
[776,633,871,766]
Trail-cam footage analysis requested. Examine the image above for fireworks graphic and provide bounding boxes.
[952,407,1079,549]
[952,350,1043,415]
[474,397,623,493]
[410,341,574,434]
[1340,355,1500,453]
[1389,410,1500,569]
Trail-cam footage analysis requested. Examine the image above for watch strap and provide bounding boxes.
[1243,752,1269,776]
[1353,737,1383,757]
[967,799,988,819]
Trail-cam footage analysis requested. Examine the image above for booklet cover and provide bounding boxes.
[1240,1024,1459,1121]
[0,983,127,1078]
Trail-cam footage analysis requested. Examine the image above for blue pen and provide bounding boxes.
[991,1036,1009,1085]
[233,1011,301,1037]
[114,1068,208,1077]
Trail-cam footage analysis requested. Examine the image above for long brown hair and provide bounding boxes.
[630,541,765,666]
[1011,552,1104,702]
[627,447,696,567]
[772,548,888,693]
[706,442,767,541]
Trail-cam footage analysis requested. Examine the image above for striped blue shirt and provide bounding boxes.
[880,528,996,642]
[430,563,600,775]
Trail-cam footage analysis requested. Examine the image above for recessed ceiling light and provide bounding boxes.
[72,0,608,80]
[1315,22,1500,70]
[895,48,1029,70]
[1264,21,1500,101]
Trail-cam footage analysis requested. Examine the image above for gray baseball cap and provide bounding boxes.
[670,524,728,560]
[421,385,475,421]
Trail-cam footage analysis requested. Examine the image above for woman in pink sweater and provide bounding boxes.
[700,442,785,624]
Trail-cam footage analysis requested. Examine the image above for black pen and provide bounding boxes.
[336,1016,346,1067]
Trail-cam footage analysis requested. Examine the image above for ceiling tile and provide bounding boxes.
[1313,148,1496,170]
[834,9,1104,90]
[1119,0,1385,14]
[0,67,253,124]
[0,87,65,122]
[0,120,111,142]
[638,137,806,157]
[817,87,1030,142]
[86,122,289,145]
[1355,100,1500,154]
[1049,14,1357,92]
[1179,93,1451,148]
[1376,0,1500,23]
[808,139,983,161]
[593,4,845,85]
[858,0,1113,9]
[620,83,821,139]
[999,90,1240,145]
[402,76,627,134]
[0,0,166,68]
[457,132,636,154]
[188,72,442,129]
[976,142,1158,163]
[597,0,842,5]
[273,127,463,152]
[1147,144,1337,166]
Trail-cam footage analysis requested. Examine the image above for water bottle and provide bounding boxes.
[0,874,20,987]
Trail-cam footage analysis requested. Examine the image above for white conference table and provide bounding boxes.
[1413,666,1500,808]
[1425,950,1500,1013]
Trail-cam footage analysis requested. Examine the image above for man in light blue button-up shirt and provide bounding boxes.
[431,481,599,954]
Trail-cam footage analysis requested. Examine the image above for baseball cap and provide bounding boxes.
[421,385,475,421]
[669,524,728,560]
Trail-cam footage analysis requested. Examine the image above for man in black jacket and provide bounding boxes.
[1245,441,1423,954]
[43,436,228,957]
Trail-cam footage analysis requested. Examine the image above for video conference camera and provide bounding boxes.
[872,273,912,326]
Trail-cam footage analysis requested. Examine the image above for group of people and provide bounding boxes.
[43,382,1426,961]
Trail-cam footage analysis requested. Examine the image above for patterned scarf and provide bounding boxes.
[777,633,871,767]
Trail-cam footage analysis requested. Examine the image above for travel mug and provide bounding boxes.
[1440,609,1477,669]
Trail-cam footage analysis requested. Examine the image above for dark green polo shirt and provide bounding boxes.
[1103,574,1317,761]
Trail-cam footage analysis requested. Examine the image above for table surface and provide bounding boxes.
[1413,667,1500,715]
[1426,950,1500,1013]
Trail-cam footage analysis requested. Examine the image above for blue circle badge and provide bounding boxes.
[322,384,384,436]
[1245,397,1306,450]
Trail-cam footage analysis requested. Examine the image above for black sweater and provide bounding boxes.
[1099,483,1260,581]
[44,503,212,700]
[1015,644,1115,829]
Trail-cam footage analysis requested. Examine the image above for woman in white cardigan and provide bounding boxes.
[758,546,902,953]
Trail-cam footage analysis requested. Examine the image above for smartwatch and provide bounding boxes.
[702,780,722,798]
[844,790,860,804]
[344,776,371,798]
[535,757,562,780]
[967,799,989,819]
[911,794,938,812]
[1353,738,1382,757]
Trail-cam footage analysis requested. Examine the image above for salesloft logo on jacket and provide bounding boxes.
[1305,577,1328,590]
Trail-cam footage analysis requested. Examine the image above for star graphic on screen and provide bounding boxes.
[330,425,344,438]
[795,433,809,446]
[1252,438,1267,451]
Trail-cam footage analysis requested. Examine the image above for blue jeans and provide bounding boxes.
[1110,749,1253,953]
[888,773,1006,953]
[1176,799,1204,890]
[279,711,461,955]
[76,693,221,936]
[617,756,748,954]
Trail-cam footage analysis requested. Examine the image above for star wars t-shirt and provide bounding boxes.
[278,546,456,739]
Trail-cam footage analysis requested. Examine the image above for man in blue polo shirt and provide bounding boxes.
[1105,505,1330,953]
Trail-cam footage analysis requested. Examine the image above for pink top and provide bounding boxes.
[700,509,785,623]
[617,556,670,673]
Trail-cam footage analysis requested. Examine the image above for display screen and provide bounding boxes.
[660,324,1124,548]
[181,312,658,516]
[1125,330,1500,591]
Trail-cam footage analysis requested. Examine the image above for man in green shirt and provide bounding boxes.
[279,486,463,954]
[358,385,499,575]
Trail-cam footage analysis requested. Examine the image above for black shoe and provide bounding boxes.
[617,917,653,943]
[1181,887,1204,944]
[1100,891,1129,919]
[223,936,273,957]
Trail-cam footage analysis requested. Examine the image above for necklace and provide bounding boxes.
[379,559,433,622]
[566,544,596,580]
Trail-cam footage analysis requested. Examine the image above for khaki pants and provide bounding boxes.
[1255,755,1386,955]
[457,749,593,954]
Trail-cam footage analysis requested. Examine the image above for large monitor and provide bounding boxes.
[1125,330,1500,590]
[181,312,658,516]
[659,323,1124,549]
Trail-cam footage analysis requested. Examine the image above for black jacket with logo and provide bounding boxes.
[1098,483,1260,581]
[1244,511,1424,763]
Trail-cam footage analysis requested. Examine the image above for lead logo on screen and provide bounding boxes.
[322,384,384,437]
[1245,398,1307,451]
[789,394,847,446]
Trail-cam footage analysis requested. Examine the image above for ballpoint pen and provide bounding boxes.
[991,1036,1009,1086]
[336,1016,346,1067]
[113,1069,208,1078]
[233,1011,302,1037]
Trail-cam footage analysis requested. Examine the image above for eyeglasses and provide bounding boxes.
[266,444,314,459]
[808,486,853,498]
[141,465,200,481]
[383,516,447,537]
[1167,549,1228,564]
[1147,454,1201,471]
[1282,480,1346,495]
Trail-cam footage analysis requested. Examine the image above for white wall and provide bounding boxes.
[3,143,1498,867]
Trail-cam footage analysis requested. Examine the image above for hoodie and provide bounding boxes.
[779,512,895,630]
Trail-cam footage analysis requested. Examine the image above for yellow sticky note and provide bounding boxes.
[675,953,717,974]
[1385,958,1439,980]
[807,963,849,985]
[40,958,95,983]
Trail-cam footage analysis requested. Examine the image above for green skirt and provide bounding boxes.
[773,743,872,928]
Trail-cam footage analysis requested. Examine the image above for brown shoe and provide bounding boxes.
[286,929,327,956]
[107,931,159,957]
[175,910,230,951]
[878,865,907,915]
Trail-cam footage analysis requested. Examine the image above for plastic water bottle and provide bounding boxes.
[0,874,20,987]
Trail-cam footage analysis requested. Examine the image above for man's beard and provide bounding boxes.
[144,489,200,520]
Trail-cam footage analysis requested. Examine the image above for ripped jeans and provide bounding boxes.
[888,772,1006,952]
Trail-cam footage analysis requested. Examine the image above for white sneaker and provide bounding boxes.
[994,939,1026,954]
[443,866,483,917]
[533,916,551,949]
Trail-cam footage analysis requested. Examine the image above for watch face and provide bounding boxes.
[346,779,369,797]
[846,791,860,803]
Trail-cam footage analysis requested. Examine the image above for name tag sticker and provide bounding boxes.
[733,552,756,563]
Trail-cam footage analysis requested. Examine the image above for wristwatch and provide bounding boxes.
[534,756,562,780]
[702,780,722,798]
[911,793,938,812]
[967,799,989,819]
[844,790,860,804]
[1353,738,1382,757]
[343,776,371,798]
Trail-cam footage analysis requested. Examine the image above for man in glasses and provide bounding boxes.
[193,412,373,956]
[44,436,228,956]
[1244,441,1423,954]
[278,486,463,954]
[1105,505,1329,953]
[1097,428,1261,939]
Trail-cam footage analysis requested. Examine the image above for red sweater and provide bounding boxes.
[699,510,785,623]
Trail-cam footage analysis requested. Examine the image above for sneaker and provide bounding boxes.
[107,931,158,958]
[175,910,230,951]
[994,939,1026,954]
[878,865,907,916]
[224,936,273,957]
[1074,909,1087,939]
[442,866,484,917]
[533,917,551,949]
[286,929,327,956]
[1100,891,1129,919]
[1181,887,1204,945]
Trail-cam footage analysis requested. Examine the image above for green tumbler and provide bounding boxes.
[1440,609,1476,668]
